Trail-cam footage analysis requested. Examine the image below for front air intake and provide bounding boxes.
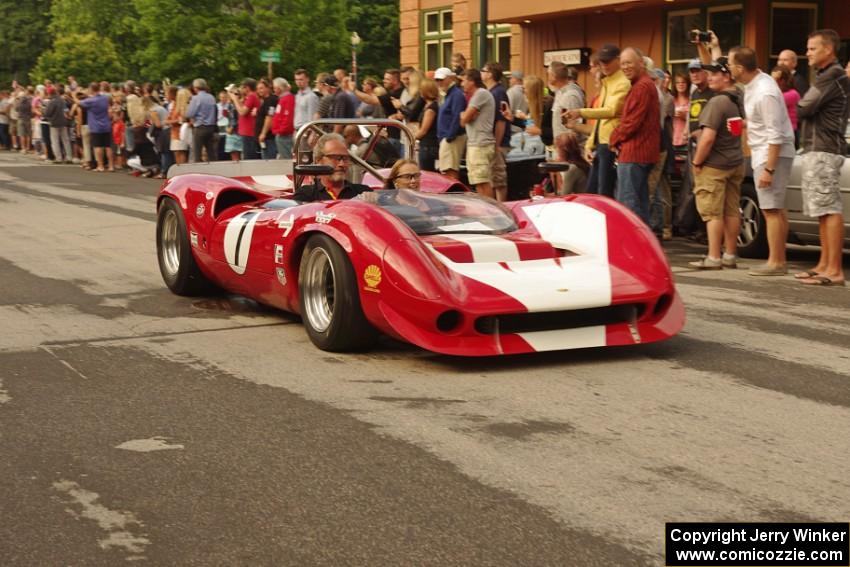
[474,304,645,335]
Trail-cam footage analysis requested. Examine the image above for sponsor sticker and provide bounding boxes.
[315,211,336,224]
[274,244,284,264]
[276,267,287,286]
[195,203,206,218]
[363,264,382,293]
[205,191,214,200]
[190,232,199,247]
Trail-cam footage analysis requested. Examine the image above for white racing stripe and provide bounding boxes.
[518,326,607,351]
[249,175,293,190]
[432,201,612,312]
[442,233,520,262]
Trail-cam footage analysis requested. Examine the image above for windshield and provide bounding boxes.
[370,190,517,235]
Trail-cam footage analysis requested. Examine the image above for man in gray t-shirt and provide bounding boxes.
[459,69,496,198]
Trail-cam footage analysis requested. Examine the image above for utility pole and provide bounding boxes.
[479,0,488,66]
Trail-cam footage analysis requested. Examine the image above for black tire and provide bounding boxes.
[156,198,213,295]
[737,181,769,258]
[298,234,378,351]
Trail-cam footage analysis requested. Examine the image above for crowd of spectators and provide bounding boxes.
[0,32,847,282]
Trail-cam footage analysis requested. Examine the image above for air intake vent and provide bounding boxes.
[475,304,645,335]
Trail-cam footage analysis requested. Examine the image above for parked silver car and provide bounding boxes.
[738,151,850,257]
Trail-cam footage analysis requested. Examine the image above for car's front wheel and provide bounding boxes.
[298,234,377,351]
[737,182,769,258]
[156,198,213,295]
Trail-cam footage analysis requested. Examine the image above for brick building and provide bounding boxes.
[400,0,850,94]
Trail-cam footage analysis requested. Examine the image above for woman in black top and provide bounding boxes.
[500,75,553,146]
[414,78,440,172]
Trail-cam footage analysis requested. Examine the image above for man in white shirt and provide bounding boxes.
[728,46,796,276]
[549,62,585,144]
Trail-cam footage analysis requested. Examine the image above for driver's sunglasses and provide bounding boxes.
[396,173,421,181]
[323,154,351,163]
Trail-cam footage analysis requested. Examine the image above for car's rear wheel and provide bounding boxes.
[298,234,377,351]
[737,182,769,258]
[156,198,213,295]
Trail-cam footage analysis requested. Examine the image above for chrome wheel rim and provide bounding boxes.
[161,209,181,276]
[738,196,760,247]
[303,248,336,333]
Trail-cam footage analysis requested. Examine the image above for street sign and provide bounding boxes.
[260,50,281,63]
[543,48,591,67]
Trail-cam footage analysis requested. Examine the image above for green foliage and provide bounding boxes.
[0,0,400,89]
[346,0,400,79]
[31,33,127,85]
[132,0,351,89]
[0,0,52,85]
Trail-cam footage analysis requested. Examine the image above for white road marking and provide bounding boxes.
[0,379,10,404]
[116,437,185,452]
[52,480,150,557]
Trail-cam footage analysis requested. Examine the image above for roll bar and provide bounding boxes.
[292,118,416,189]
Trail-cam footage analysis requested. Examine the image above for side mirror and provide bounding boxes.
[294,164,335,176]
[538,162,571,174]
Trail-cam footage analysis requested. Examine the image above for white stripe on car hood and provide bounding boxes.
[430,201,612,312]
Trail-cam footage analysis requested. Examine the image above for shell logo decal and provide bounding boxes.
[363,265,382,293]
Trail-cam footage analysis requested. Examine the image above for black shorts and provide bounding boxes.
[91,132,111,148]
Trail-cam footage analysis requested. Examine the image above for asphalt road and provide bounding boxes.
[1,152,848,566]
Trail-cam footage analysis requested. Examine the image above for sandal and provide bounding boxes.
[800,276,845,286]
[794,269,820,279]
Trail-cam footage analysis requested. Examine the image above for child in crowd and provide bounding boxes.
[111,104,126,170]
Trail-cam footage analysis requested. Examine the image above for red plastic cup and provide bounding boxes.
[727,117,743,136]
[532,184,544,196]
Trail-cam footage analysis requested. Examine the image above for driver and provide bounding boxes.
[292,133,372,201]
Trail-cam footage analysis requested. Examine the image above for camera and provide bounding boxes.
[690,30,712,43]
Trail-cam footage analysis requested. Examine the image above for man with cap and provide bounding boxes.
[434,66,467,180]
[564,43,630,198]
[688,56,745,270]
[507,70,528,117]
[323,76,355,133]
[549,61,585,144]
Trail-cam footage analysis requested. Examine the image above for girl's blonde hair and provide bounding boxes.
[523,75,544,127]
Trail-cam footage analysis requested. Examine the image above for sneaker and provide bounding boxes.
[722,254,738,269]
[688,256,723,270]
[748,263,787,276]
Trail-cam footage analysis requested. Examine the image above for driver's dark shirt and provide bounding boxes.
[292,181,372,202]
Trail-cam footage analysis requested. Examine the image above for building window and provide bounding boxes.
[665,5,742,76]
[421,8,453,71]
[769,2,818,76]
[472,23,512,69]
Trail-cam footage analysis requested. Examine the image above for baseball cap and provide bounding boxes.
[433,67,455,80]
[509,70,524,80]
[687,59,703,70]
[321,76,339,87]
[653,68,666,80]
[597,44,621,63]
[703,56,732,75]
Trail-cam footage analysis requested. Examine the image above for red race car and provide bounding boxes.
[156,120,683,355]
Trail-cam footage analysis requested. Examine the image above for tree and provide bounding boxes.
[31,33,126,84]
[47,0,141,76]
[0,0,52,85]
[132,0,350,89]
[346,0,399,79]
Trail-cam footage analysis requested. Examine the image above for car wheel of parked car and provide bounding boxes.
[156,198,213,296]
[299,234,378,351]
[737,182,769,258]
